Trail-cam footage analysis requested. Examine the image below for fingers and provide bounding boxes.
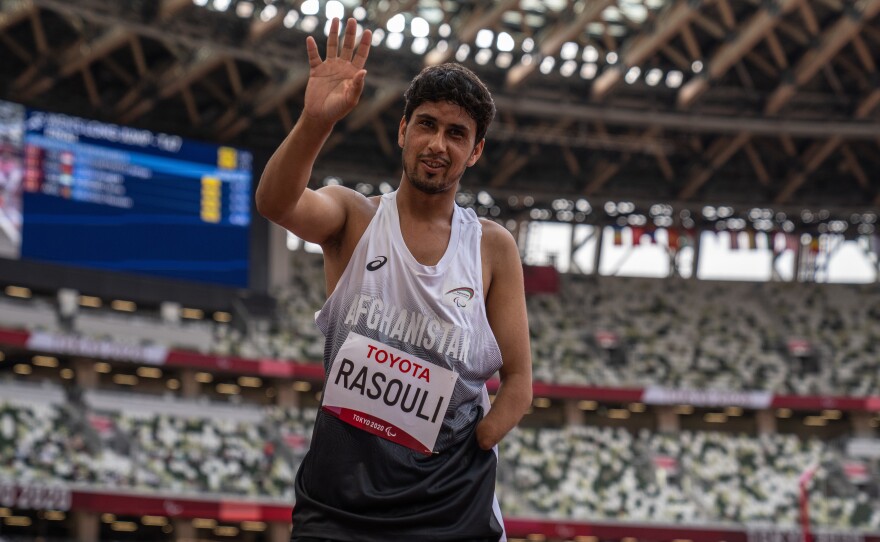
[306,16,370,70]
[305,36,322,69]
[347,69,368,104]
[339,18,358,61]
[352,28,372,70]
[325,17,340,59]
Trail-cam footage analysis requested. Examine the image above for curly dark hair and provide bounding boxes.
[403,63,496,144]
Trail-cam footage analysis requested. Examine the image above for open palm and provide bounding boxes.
[303,18,372,124]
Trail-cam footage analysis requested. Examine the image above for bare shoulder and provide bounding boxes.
[318,185,379,239]
[317,183,375,211]
[478,218,521,295]
[479,218,519,262]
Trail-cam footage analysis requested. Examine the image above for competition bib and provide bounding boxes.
[322,332,458,454]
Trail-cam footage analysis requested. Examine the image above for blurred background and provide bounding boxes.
[0,0,879,541]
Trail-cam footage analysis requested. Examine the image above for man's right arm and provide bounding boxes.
[255,115,345,246]
[255,17,371,246]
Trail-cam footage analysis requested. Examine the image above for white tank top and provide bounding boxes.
[315,189,503,450]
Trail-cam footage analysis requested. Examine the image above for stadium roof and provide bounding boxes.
[1,0,878,228]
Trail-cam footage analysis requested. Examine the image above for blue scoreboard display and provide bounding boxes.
[0,100,252,288]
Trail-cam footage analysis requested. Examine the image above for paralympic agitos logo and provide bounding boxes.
[444,287,474,308]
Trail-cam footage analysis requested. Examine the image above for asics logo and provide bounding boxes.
[366,256,388,271]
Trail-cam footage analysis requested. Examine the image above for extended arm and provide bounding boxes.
[476,224,533,450]
[255,18,371,245]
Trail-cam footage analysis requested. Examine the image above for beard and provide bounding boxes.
[402,153,459,195]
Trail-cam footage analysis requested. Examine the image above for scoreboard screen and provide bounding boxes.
[0,100,252,288]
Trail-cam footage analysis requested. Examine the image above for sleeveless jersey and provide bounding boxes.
[292,190,506,541]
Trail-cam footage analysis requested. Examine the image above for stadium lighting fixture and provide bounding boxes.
[665,70,683,88]
[5,285,31,298]
[112,374,138,386]
[607,409,630,419]
[386,13,406,33]
[575,199,591,213]
[496,32,514,52]
[213,311,232,322]
[560,41,578,60]
[283,10,298,27]
[560,60,577,77]
[475,29,494,49]
[386,32,404,50]
[300,0,318,16]
[181,307,204,319]
[625,66,641,84]
[325,0,344,20]
[192,518,217,529]
[539,57,555,74]
[606,51,618,64]
[293,381,312,392]
[438,23,451,37]
[582,45,598,63]
[645,68,662,86]
[300,15,318,32]
[411,17,429,38]
[371,28,385,46]
[238,376,263,388]
[353,6,366,20]
[136,367,162,378]
[521,37,534,53]
[32,355,58,367]
[577,400,598,410]
[411,37,429,54]
[533,398,551,408]
[111,299,136,312]
[260,4,278,21]
[475,48,492,65]
[580,63,597,79]
[235,1,253,17]
[216,383,241,394]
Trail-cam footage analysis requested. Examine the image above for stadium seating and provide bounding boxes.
[3,252,879,397]
[497,425,880,529]
[2,389,877,530]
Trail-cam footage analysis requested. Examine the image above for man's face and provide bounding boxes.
[398,101,484,195]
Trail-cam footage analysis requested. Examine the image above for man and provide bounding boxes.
[256,17,532,542]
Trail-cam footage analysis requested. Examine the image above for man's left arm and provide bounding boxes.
[476,222,533,450]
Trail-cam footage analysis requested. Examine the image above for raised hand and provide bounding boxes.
[303,17,372,125]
